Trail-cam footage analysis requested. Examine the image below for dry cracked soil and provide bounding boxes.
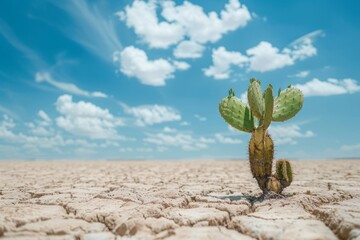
[0,160,359,240]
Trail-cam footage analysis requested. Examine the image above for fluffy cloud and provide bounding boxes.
[204,30,322,79]
[289,30,323,60]
[290,70,310,78]
[173,41,205,59]
[118,0,184,49]
[0,114,17,141]
[215,133,242,144]
[27,110,53,136]
[246,41,294,72]
[162,0,251,44]
[173,60,191,70]
[145,132,210,151]
[119,0,251,49]
[55,95,124,139]
[121,103,181,126]
[144,127,215,150]
[269,124,314,145]
[163,127,177,133]
[117,46,189,86]
[203,47,248,79]
[294,78,360,97]
[35,72,107,98]
[0,114,88,149]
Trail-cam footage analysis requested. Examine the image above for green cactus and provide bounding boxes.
[276,159,293,188]
[219,78,304,195]
[219,89,255,133]
[247,79,264,119]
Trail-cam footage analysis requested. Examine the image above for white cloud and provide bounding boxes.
[162,0,251,44]
[215,133,242,144]
[0,114,85,149]
[27,110,53,136]
[194,114,207,121]
[145,132,209,151]
[289,38,317,61]
[228,125,238,133]
[204,30,322,78]
[290,70,310,78]
[287,29,323,61]
[0,114,17,141]
[118,46,188,86]
[173,60,191,70]
[144,127,216,151]
[180,121,190,126]
[35,72,107,98]
[38,110,51,123]
[203,46,248,79]
[0,114,126,159]
[173,41,205,59]
[119,0,251,49]
[240,91,248,104]
[51,0,122,62]
[247,31,322,72]
[118,0,184,49]
[340,144,360,151]
[269,124,314,145]
[246,41,293,72]
[163,127,177,133]
[55,95,124,139]
[294,78,360,97]
[199,137,216,144]
[121,103,181,126]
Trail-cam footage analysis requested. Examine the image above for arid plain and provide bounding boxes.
[0,160,359,240]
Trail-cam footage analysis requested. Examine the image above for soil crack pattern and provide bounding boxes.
[0,160,359,240]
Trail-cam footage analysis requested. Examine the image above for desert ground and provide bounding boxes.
[0,160,359,240]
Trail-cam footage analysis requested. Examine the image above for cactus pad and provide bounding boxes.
[272,87,304,122]
[263,85,274,130]
[247,79,264,119]
[219,91,255,133]
[276,159,293,187]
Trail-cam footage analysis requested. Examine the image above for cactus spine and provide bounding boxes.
[219,78,304,194]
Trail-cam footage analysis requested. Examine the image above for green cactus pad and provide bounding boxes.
[262,85,274,130]
[272,87,304,122]
[219,94,255,133]
[276,159,293,187]
[247,79,264,119]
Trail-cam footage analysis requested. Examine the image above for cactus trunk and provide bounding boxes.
[249,127,274,192]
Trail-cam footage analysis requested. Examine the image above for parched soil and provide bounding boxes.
[0,160,359,240]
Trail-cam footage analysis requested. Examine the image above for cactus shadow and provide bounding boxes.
[209,194,265,204]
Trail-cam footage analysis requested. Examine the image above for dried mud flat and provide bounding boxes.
[0,160,359,240]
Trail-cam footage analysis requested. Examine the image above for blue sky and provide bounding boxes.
[1,0,360,160]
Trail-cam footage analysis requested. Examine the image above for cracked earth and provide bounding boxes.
[0,160,359,240]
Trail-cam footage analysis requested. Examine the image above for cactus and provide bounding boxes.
[219,78,304,194]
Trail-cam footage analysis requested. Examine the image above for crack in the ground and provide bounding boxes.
[298,193,354,240]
